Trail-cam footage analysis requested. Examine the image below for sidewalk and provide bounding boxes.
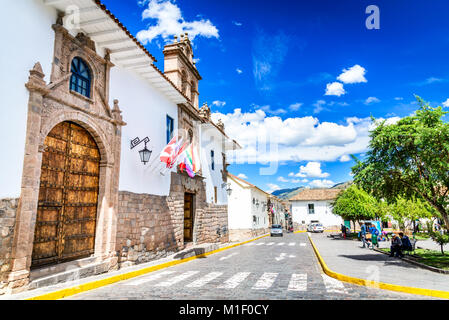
[310,233,449,294]
[415,238,448,252]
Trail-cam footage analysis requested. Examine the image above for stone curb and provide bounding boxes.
[307,233,449,300]
[373,248,449,275]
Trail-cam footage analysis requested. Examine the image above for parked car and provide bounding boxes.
[307,223,324,233]
[270,224,284,237]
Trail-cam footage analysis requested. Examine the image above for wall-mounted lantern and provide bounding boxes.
[131,136,152,165]
[221,182,232,196]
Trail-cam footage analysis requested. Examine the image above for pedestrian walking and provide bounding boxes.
[341,224,347,239]
[389,233,403,257]
[360,223,368,248]
[371,227,379,249]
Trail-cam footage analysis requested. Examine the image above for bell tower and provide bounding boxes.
[163,33,202,109]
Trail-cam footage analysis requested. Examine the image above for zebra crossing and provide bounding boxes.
[245,241,307,247]
[124,270,350,294]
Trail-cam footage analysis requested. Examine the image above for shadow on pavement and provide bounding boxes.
[338,254,422,269]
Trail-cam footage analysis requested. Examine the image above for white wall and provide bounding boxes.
[0,0,57,198]
[250,189,269,229]
[110,66,178,196]
[291,200,343,227]
[227,178,252,230]
[200,125,227,205]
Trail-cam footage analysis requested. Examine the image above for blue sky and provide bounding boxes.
[103,0,449,193]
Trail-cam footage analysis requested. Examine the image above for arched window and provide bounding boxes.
[70,57,91,98]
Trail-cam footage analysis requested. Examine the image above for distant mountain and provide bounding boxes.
[271,188,298,197]
[271,181,352,200]
[272,187,306,200]
[331,181,353,189]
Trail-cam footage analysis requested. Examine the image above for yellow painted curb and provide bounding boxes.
[307,233,449,300]
[26,234,269,300]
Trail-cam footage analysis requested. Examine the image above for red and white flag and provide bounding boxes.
[159,136,187,169]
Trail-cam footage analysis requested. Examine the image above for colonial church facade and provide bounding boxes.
[0,0,238,294]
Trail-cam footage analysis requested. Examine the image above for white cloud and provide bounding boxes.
[253,30,289,91]
[211,109,399,164]
[337,65,367,84]
[277,176,289,183]
[325,82,346,97]
[259,105,287,115]
[212,100,226,107]
[443,99,449,107]
[339,154,351,162]
[294,162,330,178]
[232,21,243,26]
[313,100,327,114]
[136,0,219,44]
[309,179,335,188]
[237,173,248,179]
[267,183,281,193]
[289,103,303,111]
[364,97,380,105]
[394,97,404,101]
[236,68,243,74]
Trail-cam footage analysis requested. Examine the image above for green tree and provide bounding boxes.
[429,232,449,255]
[331,185,380,231]
[352,96,449,230]
[389,196,434,231]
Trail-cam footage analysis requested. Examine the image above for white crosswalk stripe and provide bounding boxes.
[266,242,275,246]
[277,242,285,246]
[138,270,350,295]
[154,271,200,287]
[186,272,223,288]
[288,242,296,246]
[288,274,307,291]
[219,252,239,261]
[218,272,251,289]
[246,242,256,246]
[125,270,176,286]
[321,274,348,294]
[256,242,265,246]
[300,243,306,247]
[252,273,278,290]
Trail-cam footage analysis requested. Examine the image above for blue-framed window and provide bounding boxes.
[70,57,91,98]
[211,150,215,171]
[166,115,174,144]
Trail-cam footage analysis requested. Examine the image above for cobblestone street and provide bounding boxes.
[66,233,432,300]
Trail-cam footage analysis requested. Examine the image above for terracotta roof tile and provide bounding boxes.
[289,188,341,201]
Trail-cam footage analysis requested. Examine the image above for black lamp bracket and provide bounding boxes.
[130,137,150,149]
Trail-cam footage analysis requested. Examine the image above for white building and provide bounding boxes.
[227,173,270,241]
[0,0,238,294]
[289,189,343,229]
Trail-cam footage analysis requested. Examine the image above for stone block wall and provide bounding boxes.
[0,199,18,293]
[116,192,181,267]
[196,204,229,244]
[116,173,230,267]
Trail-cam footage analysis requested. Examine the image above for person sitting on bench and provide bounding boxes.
[399,232,412,253]
[389,234,403,257]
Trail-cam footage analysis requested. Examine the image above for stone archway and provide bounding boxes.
[31,121,101,268]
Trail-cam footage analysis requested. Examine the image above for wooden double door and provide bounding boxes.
[32,122,100,268]
[184,193,194,243]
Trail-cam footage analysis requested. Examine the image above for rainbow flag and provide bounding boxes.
[179,144,200,178]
